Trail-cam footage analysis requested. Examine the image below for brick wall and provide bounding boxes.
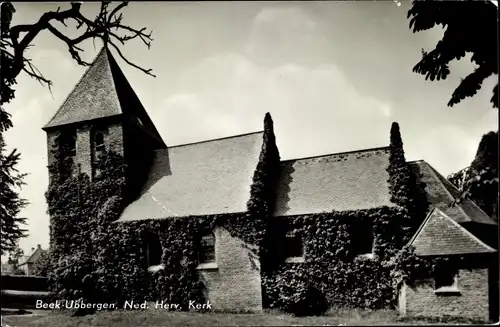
[402,268,490,321]
[46,122,124,181]
[76,126,92,176]
[197,227,262,312]
[104,123,124,155]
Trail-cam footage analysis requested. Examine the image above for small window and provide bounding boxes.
[199,232,216,264]
[60,130,76,157]
[68,132,76,157]
[94,132,105,153]
[142,232,162,267]
[350,220,373,257]
[284,229,304,259]
[434,268,460,294]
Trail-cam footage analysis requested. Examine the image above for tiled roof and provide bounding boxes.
[42,47,165,146]
[273,147,395,217]
[408,208,496,256]
[20,247,44,265]
[409,160,496,225]
[117,132,264,221]
[43,47,122,129]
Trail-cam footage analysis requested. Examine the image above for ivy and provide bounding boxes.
[46,117,435,316]
[386,122,429,243]
[261,208,416,312]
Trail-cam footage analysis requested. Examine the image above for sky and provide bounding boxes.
[3,1,498,258]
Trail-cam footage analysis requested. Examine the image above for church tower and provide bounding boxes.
[42,47,165,201]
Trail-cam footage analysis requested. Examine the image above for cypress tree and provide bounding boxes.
[387,122,428,243]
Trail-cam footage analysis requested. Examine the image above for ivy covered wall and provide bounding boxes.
[45,118,433,315]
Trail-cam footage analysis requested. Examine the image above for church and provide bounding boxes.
[42,48,498,321]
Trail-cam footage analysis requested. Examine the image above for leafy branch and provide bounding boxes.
[408,0,498,108]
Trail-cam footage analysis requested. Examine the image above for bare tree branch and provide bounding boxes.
[107,40,156,77]
[1,48,53,90]
[3,1,155,92]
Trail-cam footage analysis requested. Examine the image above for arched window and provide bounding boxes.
[141,232,162,267]
[199,232,216,264]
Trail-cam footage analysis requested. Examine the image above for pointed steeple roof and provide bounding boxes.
[43,47,122,129]
[408,208,496,256]
[42,47,164,146]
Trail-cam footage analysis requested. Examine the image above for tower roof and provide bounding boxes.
[42,47,164,146]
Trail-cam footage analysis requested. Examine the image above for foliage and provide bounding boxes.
[0,4,27,251]
[407,0,498,108]
[0,133,28,255]
[1,2,155,113]
[0,1,154,258]
[269,265,328,316]
[46,133,140,308]
[386,122,428,243]
[7,244,26,275]
[47,115,432,316]
[448,131,498,220]
[261,123,431,313]
[262,207,417,312]
[448,167,469,192]
[46,114,279,313]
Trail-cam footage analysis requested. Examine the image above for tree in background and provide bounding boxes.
[0,132,27,255]
[409,1,499,220]
[407,0,498,109]
[448,131,499,221]
[0,2,154,254]
[448,167,469,193]
[7,245,26,275]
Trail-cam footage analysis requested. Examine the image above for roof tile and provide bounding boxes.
[409,208,496,256]
[273,147,395,216]
[409,161,496,225]
[42,48,165,146]
[43,48,122,129]
[117,132,264,221]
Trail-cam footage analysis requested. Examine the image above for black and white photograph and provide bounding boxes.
[1,1,498,326]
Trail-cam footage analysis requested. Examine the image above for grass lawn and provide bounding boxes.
[1,308,485,327]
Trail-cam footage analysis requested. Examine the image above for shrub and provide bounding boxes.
[271,266,328,316]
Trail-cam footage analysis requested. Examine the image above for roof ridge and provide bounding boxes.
[424,161,472,223]
[435,168,496,224]
[281,146,390,163]
[407,207,435,247]
[43,47,107,129]
[167,130,264,149]
[105,49,166,147]
[434,208,496,253]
